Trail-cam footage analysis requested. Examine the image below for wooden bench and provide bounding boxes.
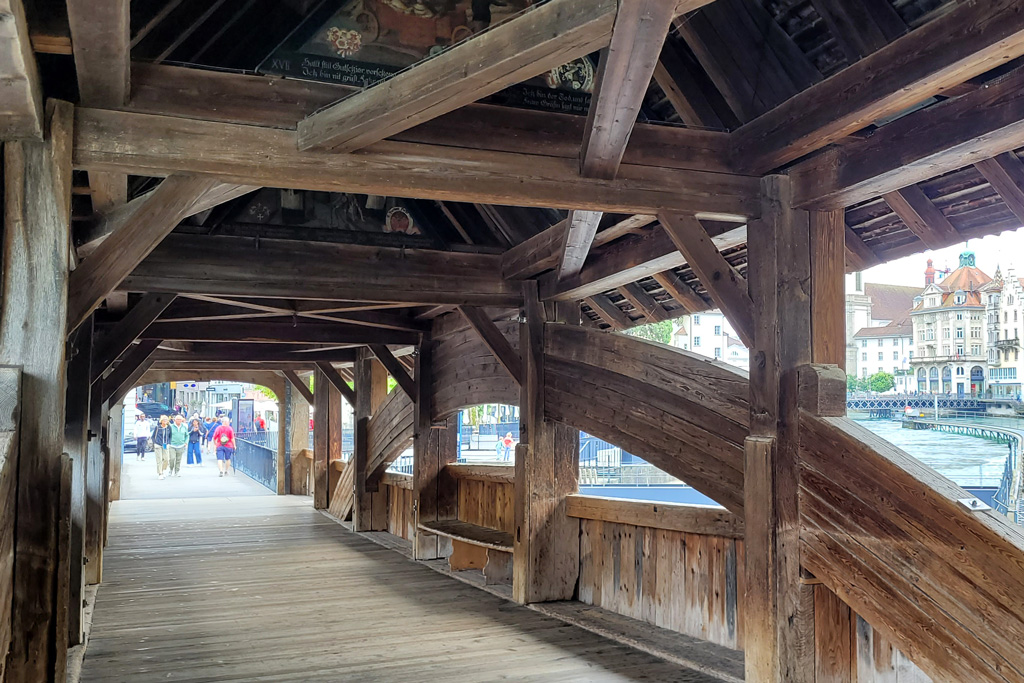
[417,519,513,585]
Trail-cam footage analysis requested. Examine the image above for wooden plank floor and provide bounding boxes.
[81,496,724,682]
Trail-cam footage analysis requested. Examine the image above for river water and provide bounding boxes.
[853,417,1013,487]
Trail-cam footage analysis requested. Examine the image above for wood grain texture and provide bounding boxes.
[1,102,72,683]
[566,496,743,538]
[100,339,161,406]
[457,306,522,385]
[312,366,330,510]
[0,369,21,681]
[314,361,356,407]
[66,177,253,331]
[366,389,415,485]
[281,370,313,405]
[0,0,43,139]
[79,496,715,682]
[810,210,847,368]
[882,186,960,250]
[544,323,747,514]
[735,0,1024,173]
[659,213,753,347]
[447,463,515,485]
[74,108,759,219]
[91,293,175,384]
[354,354,389,531]
[800,414,1024,683]
[791,65,1024,210]
[298,0,616,152]
[975,152,1024,228]
[368,345,416,402]
[431,319,519,421]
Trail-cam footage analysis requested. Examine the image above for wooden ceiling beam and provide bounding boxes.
[66,177,256,332]
[618,283,670,323]
[129,63,736,176]
[139,320,420,346]
[122,235,521,307]
[75,108,757,220]
[457,306,523,385]
[101,339,161,405]
[91,293,176,384]
[737,0,1024,174]
[556,0,677,281]
[314,361,357,407]
[150,361,317,372]
[544,223,747,302]
[368,345,416,402]
[651,271,707,314]
[882,186,961,250]
[297,0,617,153]
[281,369,314,404]
[150,345,359,364]
[659,212,754,347]
[66,0,130,213]
[975,153,1024,228]
[791,65,1024,209]
[0,0,43,139]
[808,0,906,63]
[584,295,631,330]
[844,226,882,273]
[591,214,657,249]
[503,220,567,280]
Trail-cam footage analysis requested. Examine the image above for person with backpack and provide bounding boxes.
[212,417,236,478]
[151,416,172,480]
[132,414,150,461]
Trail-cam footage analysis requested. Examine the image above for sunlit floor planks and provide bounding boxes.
[80,496,724,682]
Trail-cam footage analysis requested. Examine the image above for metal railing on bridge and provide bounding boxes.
[234,430,277,492]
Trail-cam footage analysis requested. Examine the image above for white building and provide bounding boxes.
[672,310,748,371]
[852,322,915,392]
[910,252,990,395]
[983,266,1024,399]
[845,273,920,378]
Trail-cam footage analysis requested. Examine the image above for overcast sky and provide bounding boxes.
[859,228,1024,288]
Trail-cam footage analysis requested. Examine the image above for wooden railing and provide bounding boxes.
[381,472,414,540]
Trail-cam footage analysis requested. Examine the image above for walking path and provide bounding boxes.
[79,496,717,682]
[120,444,272,500]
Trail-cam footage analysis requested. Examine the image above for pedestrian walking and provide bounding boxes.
[212,417,236,478]
[151,416,172,480]
[167,414,188,477]
[255,412,266,432]
[204,416,218,459]
[132,414,150,461]
[501,431,514,461]
[187,417,204,467]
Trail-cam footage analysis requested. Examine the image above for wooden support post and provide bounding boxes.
[84,383,105,585]
[62,318,92,646]
[0,101,74,683]
[288,379,311,495]
[312,365,330,510]
[327,377,343,497]
[513,281,580,604]
[367,346,415,402]
[107,401,123,503]
[413,341,458,560]
[353,352,388,532]
[53,453,72,683]
[744,175,815,682]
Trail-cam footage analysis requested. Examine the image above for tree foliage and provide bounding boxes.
[869,371,895,394]
[625,320,674,345]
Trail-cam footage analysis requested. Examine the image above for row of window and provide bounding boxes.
[991,367,1019,380]
[862,351,912,362]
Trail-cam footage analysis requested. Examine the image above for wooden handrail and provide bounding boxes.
[565,494,743,539]
[445,463,515,484]
[381,472,413,490]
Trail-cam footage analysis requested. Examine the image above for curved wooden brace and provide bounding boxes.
[367,389,415,483]
[431,321,519,421]
[543,324,747,514]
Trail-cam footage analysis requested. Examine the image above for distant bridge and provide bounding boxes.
[847,394,983,412]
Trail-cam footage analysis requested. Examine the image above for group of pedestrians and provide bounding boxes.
[132,414,237,479]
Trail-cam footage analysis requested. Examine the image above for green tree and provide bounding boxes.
[625,320,673,345]
[252,385,277,401]
[869,372,895,394]
[847,374,858,392]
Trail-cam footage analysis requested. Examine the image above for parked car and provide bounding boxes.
[136,402,172,420]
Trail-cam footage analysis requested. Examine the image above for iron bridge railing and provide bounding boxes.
[234,430,278,492]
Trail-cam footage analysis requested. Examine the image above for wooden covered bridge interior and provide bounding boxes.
[3,0,1024,680]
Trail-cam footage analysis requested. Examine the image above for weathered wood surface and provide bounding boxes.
[80,496,711,681]
[543,324,747,514]
[312,366,330,510]
[91,293,175,384]
[567,496,743,539]
[368,345,416,402]
[800,413,1024,683]
[457,306,522,385]
[327,458,354,521]
[431,319,519,421]
[447,463,515,485]
[381,472,413,490]
[791,64,1024,210]
[578,519,745,650]
[1,101,73,683]
[66,177,254,331]
[63,320,91,645]
[0,0,43,139]
[734,0,1024,173]
[458,478,515,536]
[74,108,759,220]
[0,368,21,682]
[354,354,388,531]
[298,0,617,153]
[419,519,513,553]
[129,63,736,175]
[385,482,415,541]
[366,389,414,484]
[123,235,521,307]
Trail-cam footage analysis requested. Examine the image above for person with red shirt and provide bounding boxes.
[212,417,236,477]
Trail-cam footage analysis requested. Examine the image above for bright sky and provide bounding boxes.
[859,228,1024,288]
